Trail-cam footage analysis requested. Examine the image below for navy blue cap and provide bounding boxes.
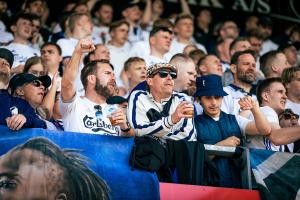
[8,73,51,95]
[194,74,228,97]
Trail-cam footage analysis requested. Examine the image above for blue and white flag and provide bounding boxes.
[250,149,300,200]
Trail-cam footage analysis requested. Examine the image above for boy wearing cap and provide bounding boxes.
[194,74,271,187]
[127,63,196,142]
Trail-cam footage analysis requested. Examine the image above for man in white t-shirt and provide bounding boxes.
[57,12,93,65]
[142,26,173,66]
[91,1,113,44]
[247,77,300,151]
[121,1,145,44]
[170,13,206,56]
[4,13,40,73]
[60,38,133,136]
[57,12,94,93]
[107,20,131,85]
[282,66,300,122]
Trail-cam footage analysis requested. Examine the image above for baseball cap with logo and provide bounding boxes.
[194,74,228,97]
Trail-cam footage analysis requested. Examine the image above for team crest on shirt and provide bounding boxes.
[83,115,119,135]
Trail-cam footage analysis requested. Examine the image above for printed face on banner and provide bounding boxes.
[0,137,109,200]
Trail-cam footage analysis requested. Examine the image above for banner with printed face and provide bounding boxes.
[0,126,160,200]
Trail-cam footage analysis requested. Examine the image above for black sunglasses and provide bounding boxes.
[156,70,177,79]
[279,108,299,120]
[31,80,43,87]
[279,112,299,121]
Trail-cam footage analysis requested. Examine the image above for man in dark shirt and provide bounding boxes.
[0,48,46,130]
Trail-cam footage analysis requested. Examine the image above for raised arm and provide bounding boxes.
[180,0,192,15]
[61,38,95,102]
[141,0,152,28]
[41,72,58,119]
[239,96,271,136]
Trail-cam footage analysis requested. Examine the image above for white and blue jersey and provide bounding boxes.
[127,90,197,142]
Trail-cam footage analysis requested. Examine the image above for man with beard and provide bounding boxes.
[222,50,258,115]
[60,38,133,136]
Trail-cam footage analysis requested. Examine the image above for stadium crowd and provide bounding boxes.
[0,0,300,189]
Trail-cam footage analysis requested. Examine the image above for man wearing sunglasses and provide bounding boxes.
[7,73,59,130]
[127,63,196,142]
[0,49,48,130]
[279,109,300,153]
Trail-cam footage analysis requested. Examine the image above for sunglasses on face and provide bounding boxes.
[31,80,43,87]
[279,112,299,121]
[156,70,177,79]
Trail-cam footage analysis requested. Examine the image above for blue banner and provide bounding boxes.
[0,126,160,200]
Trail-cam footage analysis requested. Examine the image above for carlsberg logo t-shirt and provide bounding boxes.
[60,94,120,136]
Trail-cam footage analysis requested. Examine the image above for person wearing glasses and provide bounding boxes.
[60,38,133,136]
[7,73,58,131]
[127,63,196,143]
[0,48,47,130]
[278,109,300,153]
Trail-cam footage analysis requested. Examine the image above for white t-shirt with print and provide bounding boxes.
[60,93,120,136]
[246,106,283,151]
[4,43,40,68]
